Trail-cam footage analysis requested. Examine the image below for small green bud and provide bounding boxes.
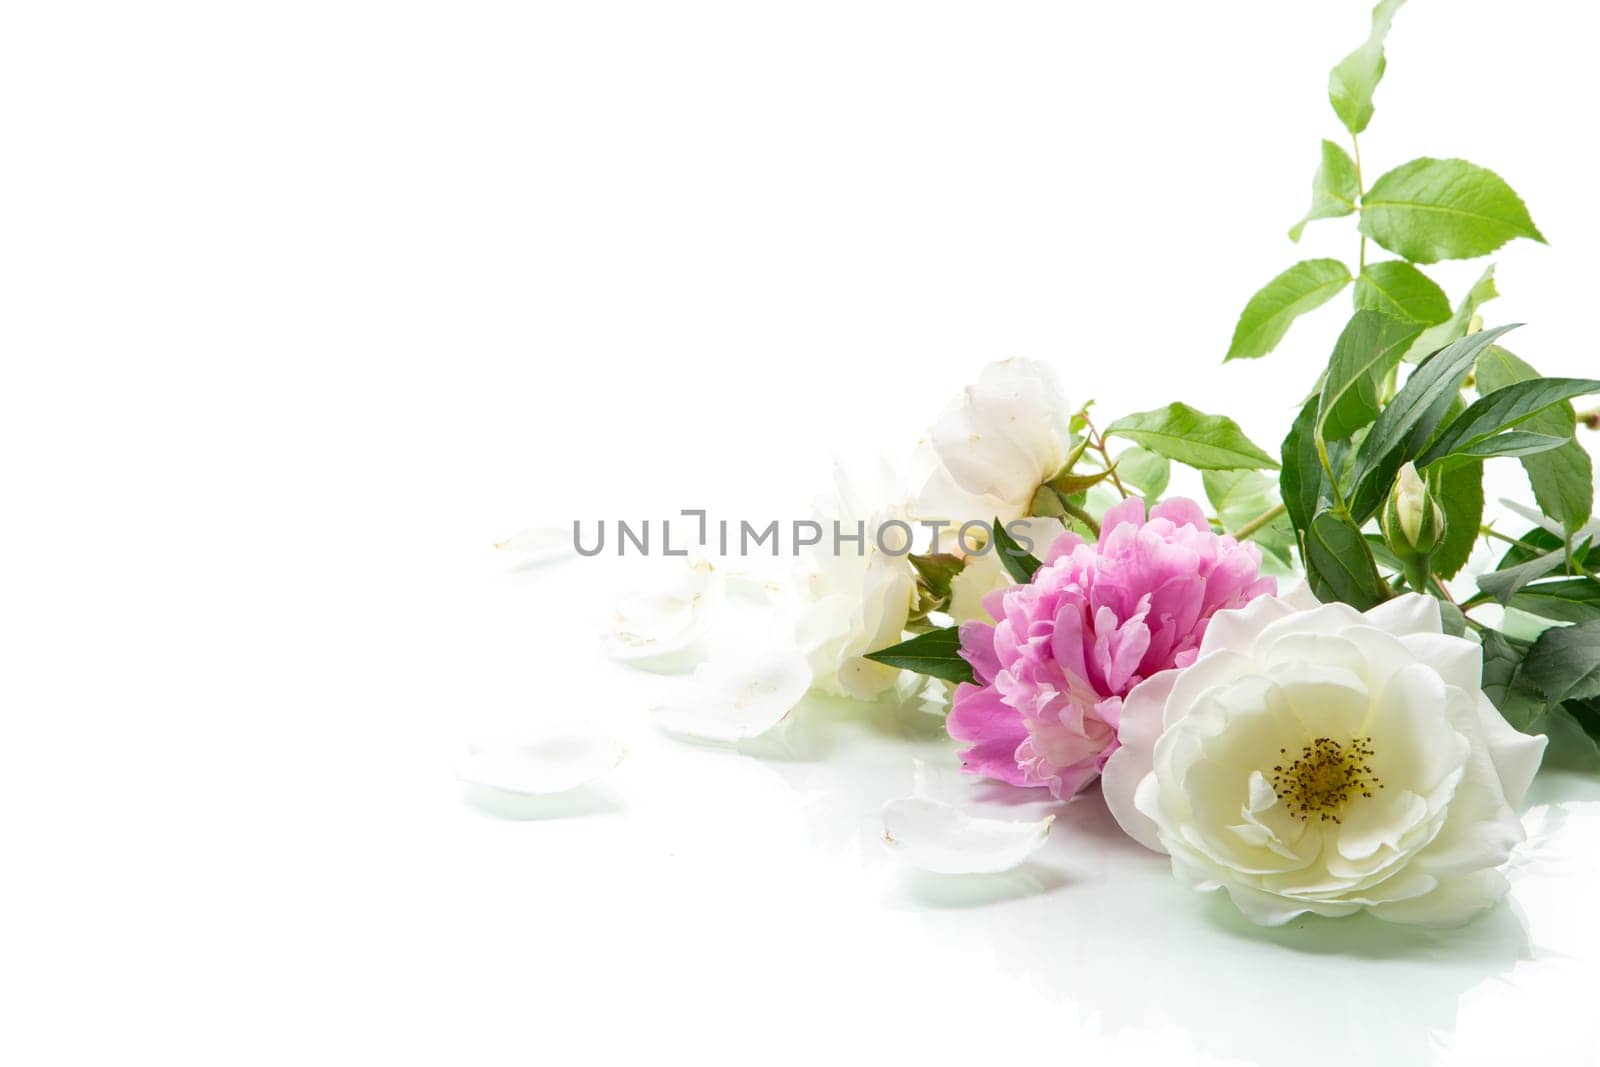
[1381,462,1447,591]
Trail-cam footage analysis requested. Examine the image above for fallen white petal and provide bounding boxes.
[603,559,723,661]
[881,796,1054,874]
[454,727,625,795]
[653,643,813,742]
[494,526,571,559]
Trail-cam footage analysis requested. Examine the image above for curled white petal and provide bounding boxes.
[653,643,813,742]
[1113,591,1549,927]
[795,459,916,699]
[881,796,1054,874]
[910,358,1072,527]
[455,727,624,795]
[494,525,572,559]
[603,559,724,661]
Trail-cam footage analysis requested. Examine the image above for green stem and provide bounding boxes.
[1352,133,1367,271]
[1061,500,1101,538]
[1230,501,1287,542]
[1314,431,1349,515]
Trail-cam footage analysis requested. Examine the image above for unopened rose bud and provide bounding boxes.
[1381,463,1447,591]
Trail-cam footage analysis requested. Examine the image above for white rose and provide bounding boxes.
[795,460,916,699]
[910,358,1072,528]
[1101,593,1546,927]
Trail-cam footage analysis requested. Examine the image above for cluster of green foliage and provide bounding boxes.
[872,0,1600,753]
[1223,0,1600,750]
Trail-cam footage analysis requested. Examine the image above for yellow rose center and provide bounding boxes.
[1270,736,1383,823]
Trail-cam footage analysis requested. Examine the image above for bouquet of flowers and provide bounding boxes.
[492,0,1599,931]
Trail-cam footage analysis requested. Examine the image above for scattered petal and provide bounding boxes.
[494,526,571,559]
[454,727,625,795]
[881,796,1054,874]
[603,559,724,661]
[653,642,813,742]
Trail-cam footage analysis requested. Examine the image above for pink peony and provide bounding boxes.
[948,497,1275,798]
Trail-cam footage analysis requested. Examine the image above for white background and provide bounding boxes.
[5,2,1600,1064]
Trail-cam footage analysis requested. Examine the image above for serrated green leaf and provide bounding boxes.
[1328,0,1406,135]
[991,518,1042,584]
[1475,346,1594,533]
[1114,446,1170,497]
[1345,324,1518,520]
[863,626,975,685]
[1305,509,1390,610]
[1439,430,1568,464]
[1430,460,1483,580]
[1289,140,1360,241]
[1359,158,1546,264]
[1524,621,1600,704]
[1317,310,1425,441]
[1204,469,1294,566]
[1280,397,1324,543]
[1405,265,1498,363]
[1353,261,1450,324]
[1507,578,1600,624]
[1481,630,1547,732]
[1225,259,1352,361]
[1105,403,1278,471]
[1418,378,1600,468]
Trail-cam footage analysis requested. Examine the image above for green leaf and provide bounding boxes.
[1345,324,1518,521]
[1225,259,1352,361]
[1480,630,1547,732]
[1507,578,1600,624]
[1359,158,1546,264]
[1114,446,1170,497]
[1305,509,1389,610]
[1417,378,1600,468]
[908,552,964,604]
[1524,621,1600,704]
[1430,460,1483,580]
[1316,310,1425,442]
[863,626,976,685]
[1280,397,1324,542]
[1204,469,1295,566]
[1439,430,1568,464]
[1494,527,1600,572]
[1406,265,1498,363]
[1105,403,1278,471]
[1475,346,1594,533]
[1327,0,1406,135]
[1289,141,1360,241]
[1352,261,1450,324]
[991,518,1042,584]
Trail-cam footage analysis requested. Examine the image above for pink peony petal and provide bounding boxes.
[949,495,1274,799]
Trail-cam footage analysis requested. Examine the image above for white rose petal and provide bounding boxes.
[881,796,1055,874]
[455,727,625,795]
[911,358,1073,528]
[602,558,724,662]
[1105,592,1547,927]
[494,525,571,559]
[795,459,916,699]
[652,642,814,743]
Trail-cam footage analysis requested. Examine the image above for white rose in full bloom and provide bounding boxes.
[1101,593,1546,927]
[795,460,916,700]
[910,358,1072,528]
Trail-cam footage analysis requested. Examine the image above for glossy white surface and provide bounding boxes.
[8,2,1600,1063]
[475,554,1600,1067]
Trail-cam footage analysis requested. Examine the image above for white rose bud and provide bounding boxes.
[1381,462,1446,591]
